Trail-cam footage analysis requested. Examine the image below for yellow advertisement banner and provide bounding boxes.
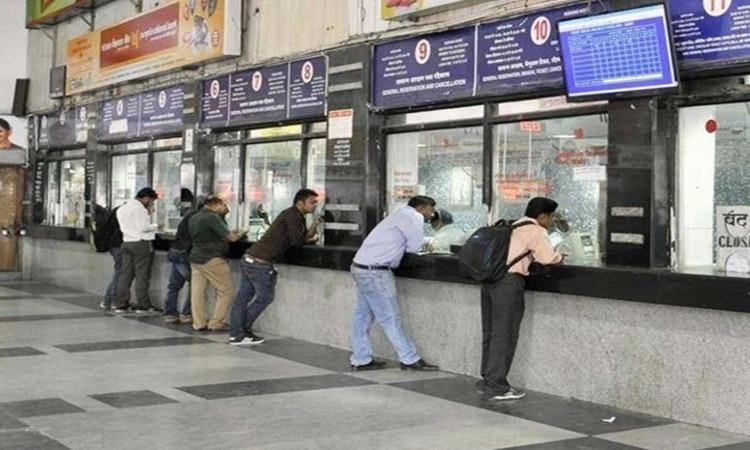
[66,0,240,95]
[381,0,489,20]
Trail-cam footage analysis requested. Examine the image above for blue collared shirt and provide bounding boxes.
[354,205,425,268]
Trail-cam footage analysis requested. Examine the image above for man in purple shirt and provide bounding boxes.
[348,195,439,372]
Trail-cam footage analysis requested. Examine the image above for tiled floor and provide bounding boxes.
[1,281,749,450]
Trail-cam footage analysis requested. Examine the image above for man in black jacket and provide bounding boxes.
[163,189,197,324]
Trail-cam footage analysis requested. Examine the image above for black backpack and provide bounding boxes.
[90,205,123,253]
[458,220,533,283]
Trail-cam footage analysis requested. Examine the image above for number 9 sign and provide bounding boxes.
[530,16,551,46]
[415,39,431,65]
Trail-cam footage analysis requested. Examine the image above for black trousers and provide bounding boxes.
[480,272,526,394]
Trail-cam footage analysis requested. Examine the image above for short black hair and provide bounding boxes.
[0,118,10,131]
[180,188,194,203]
[524,197,558,218]
[435,208,453,224]
[407,195,436,208]
[293,188,318,204]
[136,187,159,200]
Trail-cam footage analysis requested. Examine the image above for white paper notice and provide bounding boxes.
[328,109,354,139]
[572,165,606,182]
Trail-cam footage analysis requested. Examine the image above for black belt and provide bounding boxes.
[352,262,391,271]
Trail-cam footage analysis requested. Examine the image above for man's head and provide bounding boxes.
[0,118,13,147]
[524,197,558,228]
[408,195,437,222]
[431,208,453,230]
[204,195,229,216]
[293,189,319,214]
[135,187,159,209]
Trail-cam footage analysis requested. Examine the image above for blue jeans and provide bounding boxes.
[229,259,277,339]
[164,248,192,316]
[349,267,419,366]
[104,247,125,306]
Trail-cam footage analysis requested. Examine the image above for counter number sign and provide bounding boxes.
[531,16,551,45]
[301,61,314,83]
[252,71,263,92]
[705,0,731,17]
[415,39,431,65]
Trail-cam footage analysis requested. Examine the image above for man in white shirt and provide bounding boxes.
[113,188,161,313]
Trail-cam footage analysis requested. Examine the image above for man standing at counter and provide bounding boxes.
[348,195,440,372]
[228,189,323,345]
[113,188,161,313]
[478,197,564,401]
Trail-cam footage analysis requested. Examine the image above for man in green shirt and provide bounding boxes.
[188,196,246,331]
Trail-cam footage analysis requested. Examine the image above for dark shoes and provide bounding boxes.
[350,359,387,371]
[399,359,439,371]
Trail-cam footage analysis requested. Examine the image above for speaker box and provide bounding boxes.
[49,66,66,99]
[11,79,29,117]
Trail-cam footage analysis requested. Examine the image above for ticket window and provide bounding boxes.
[111,153,149,208]
[153,150,183,232]
[42,152,86,228]
[677,102,750,271]
[214,145,242,229]
[492,113,608,264]
[386,125,486,250]
[243,141,302,241]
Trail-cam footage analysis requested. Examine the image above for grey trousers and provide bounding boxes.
[115,240,154,309]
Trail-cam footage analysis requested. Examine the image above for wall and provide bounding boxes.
[0,2,28,115]
[23,237,750,436]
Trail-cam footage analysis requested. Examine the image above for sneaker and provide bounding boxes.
[179,314,193,324]
[99,302,111,311]
[113,307,132,313]
[491,388,526,401]
[134,306,162,314]
[163,315,179,323]
[228,334,265,345]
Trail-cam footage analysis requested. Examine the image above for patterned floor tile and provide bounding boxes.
[55,336,215,353]
[177,373,374,399]
[0,347,45,358]
[599,423,750,450]
[0,398,84,418]
[90,390,179,409]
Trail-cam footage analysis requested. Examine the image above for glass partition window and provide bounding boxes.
[678,102,750,271]
[45,161,59,225]
[60,159,85,228]
[387,127,485,251]
[112,154,149,207]
[153,150,183,231]
[244,141,302,241]
[492,114,608,264]
[214,146,242,229]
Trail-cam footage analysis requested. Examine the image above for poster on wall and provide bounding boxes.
[670,0,750,70]
[381,0,492,20]
[372,27,475,109]
[26,0,87,25]
[0,116,28,165]
[716,206,750,273]
[65,0,241,95]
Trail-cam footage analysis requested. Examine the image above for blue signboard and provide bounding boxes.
[372,27,476,108]
[229,64,289,124]
[201,76,230,127]
[477,3,602,95]
[289,56,328,119]
[39,108,82,148]
[97,85,185,141]
[670,0,750,70]
[140,86,185,136]
[99,96,140,141]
